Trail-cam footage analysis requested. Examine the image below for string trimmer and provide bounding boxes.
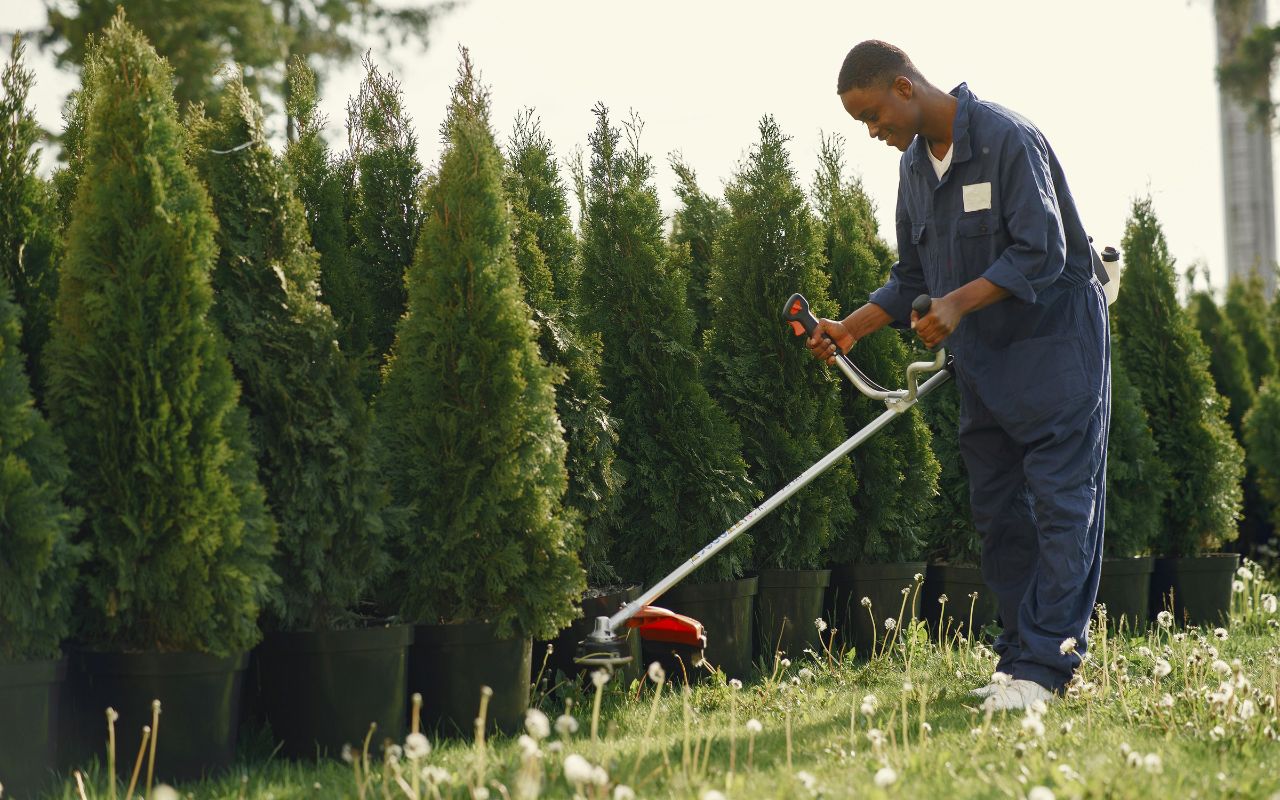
[574,293,951,668]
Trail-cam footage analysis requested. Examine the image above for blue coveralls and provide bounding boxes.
[868,84,1110,691]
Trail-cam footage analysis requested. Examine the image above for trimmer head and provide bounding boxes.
[574,616,634,667]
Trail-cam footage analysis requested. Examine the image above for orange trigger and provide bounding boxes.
[789,321,806,336]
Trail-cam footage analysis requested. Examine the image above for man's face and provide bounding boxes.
[840,77,917,152]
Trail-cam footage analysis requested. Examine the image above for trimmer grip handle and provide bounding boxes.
[783,293,821,338]
[911,294,941,353]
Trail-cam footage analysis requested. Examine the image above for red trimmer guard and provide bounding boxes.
[625,605,706,648]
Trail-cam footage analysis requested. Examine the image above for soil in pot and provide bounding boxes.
[251,624,413,759]
[409,622,531,737]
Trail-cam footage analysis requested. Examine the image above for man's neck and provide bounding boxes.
[918,85,958,159]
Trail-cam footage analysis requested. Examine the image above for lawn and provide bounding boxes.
[46,565,1280,800]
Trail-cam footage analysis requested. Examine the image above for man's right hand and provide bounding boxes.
[806,319,854,366]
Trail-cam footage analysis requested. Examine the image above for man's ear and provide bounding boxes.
[893,76,914,101]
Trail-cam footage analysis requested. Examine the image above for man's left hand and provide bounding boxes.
[911,295,963,349]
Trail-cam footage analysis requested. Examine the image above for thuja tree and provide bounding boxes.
[703,117,853,570]
[0,284,84,661]
[1111,197,1243,556]
[1103,354,1169,557]
[0,36,59,400]
[920,379,981,564]
[346,54,425,395]
[375,60,583,638]
[1188,286,1255,436]
[1225,272,1279,386]
[1245,378,1280,532]
[190,78,389,631]
[283,57,365,364]
[670,155,729,347]
[578,104,756,585]
[506,110,623,586]
[45,16,275,654]
[812,134,938,564]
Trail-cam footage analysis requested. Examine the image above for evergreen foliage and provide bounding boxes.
[190,77,389,632]
[375,54,583,638]
[1244,378,1280,532]
[0,36,59,401]
[670,155,729,347]
[45,16,275,655]
[346,55,425,395]
[703,117,853,570]
[578,104,756,585]
[1111,197,1242,556]
[812,134,939,564]
[506,111,623,587]
[283,57,365,365]
[1103,354,1169,557]
[1225,272,1278,385]
[919,379,982,565]
[0,284,84,662]
[1188,288,1255,436]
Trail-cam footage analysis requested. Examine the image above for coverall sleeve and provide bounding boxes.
[981,130,1067,305]
[868,172,928,327]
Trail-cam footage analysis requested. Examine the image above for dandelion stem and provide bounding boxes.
[124,725,150,800]
[106,708,118,800]
[144,699,160,800]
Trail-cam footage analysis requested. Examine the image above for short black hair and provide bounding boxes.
[836,40,921,94]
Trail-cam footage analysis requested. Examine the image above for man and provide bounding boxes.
[808,40,1110,710]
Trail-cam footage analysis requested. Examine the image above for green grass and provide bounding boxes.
[46,563,1280,800]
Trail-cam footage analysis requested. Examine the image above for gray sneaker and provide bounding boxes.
[969,671,1013,698]
[982,679,1055,711]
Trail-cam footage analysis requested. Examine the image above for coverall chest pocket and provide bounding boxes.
[955,211,996,275]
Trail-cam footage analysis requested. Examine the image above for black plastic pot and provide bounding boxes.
[922,564,1000,641]
[1096,556,1154,631]
[409,623,531,737]
[0,658,64,798]
[754,569,831,663]
[60,650,247,783]
[826,562,925,659]
[250,624,412,759]
[642,576,757,682]
[1150,553,1241,627]
[533,586,642,688]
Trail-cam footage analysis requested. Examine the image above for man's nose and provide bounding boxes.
[866,124,880,139]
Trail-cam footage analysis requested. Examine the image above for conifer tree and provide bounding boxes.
[670,155,729,347]
[1111,197,1243,556]
[1225,272,1279,385]
[0,284,84,661]
[1245,378,1280,532]
[1188,288,1255,436]
[506,112,622,586]
[0,36,59,399]
[375,55,583,638]
[45,16,275,655]
[578,104,756,585]
[920,379,982,564]
[703,117,853,570]
[812,135,938,563]
[190,77,389,631]
[346,55,425,395]
[283,57,366,363]
[1103,354,1168,557]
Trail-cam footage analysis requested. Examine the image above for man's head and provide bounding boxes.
[836,40,924,152]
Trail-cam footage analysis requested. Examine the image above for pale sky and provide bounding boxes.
[9,0,1242,294]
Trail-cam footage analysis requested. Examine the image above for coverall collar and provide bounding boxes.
[908,82,974,176]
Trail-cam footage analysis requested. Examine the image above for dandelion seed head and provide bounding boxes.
[884,617,897,631]
[1028,787,1055,800]
[591,669,610,689]
[1238,566,1253,580]
[555,714,579,737]
[525,708,551,740]
[780,657,792,668]
[1214,627,1229,641]
[563,754,593,785]
[1143,753,1163,773]
[746,718,763,734]
[647,662,665,683]
[914,572,924,582]
[613,786,637,800]
[1233,580,1245,593]
[874,766,898,787]
[861,596,872,607]
[814,618,828,633]
[701,791,726,800]
[1060,637,1077,655]
[938,593,949,603]
[1154,658,1172,679]
[798,667,816,681]
[901,587,910,596]
[591,765,609,787]
[729,678,743,690]
[404,733,431,760]
[1264,594,1278,614]
[341,743,354,764]
[796,771,817,790]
